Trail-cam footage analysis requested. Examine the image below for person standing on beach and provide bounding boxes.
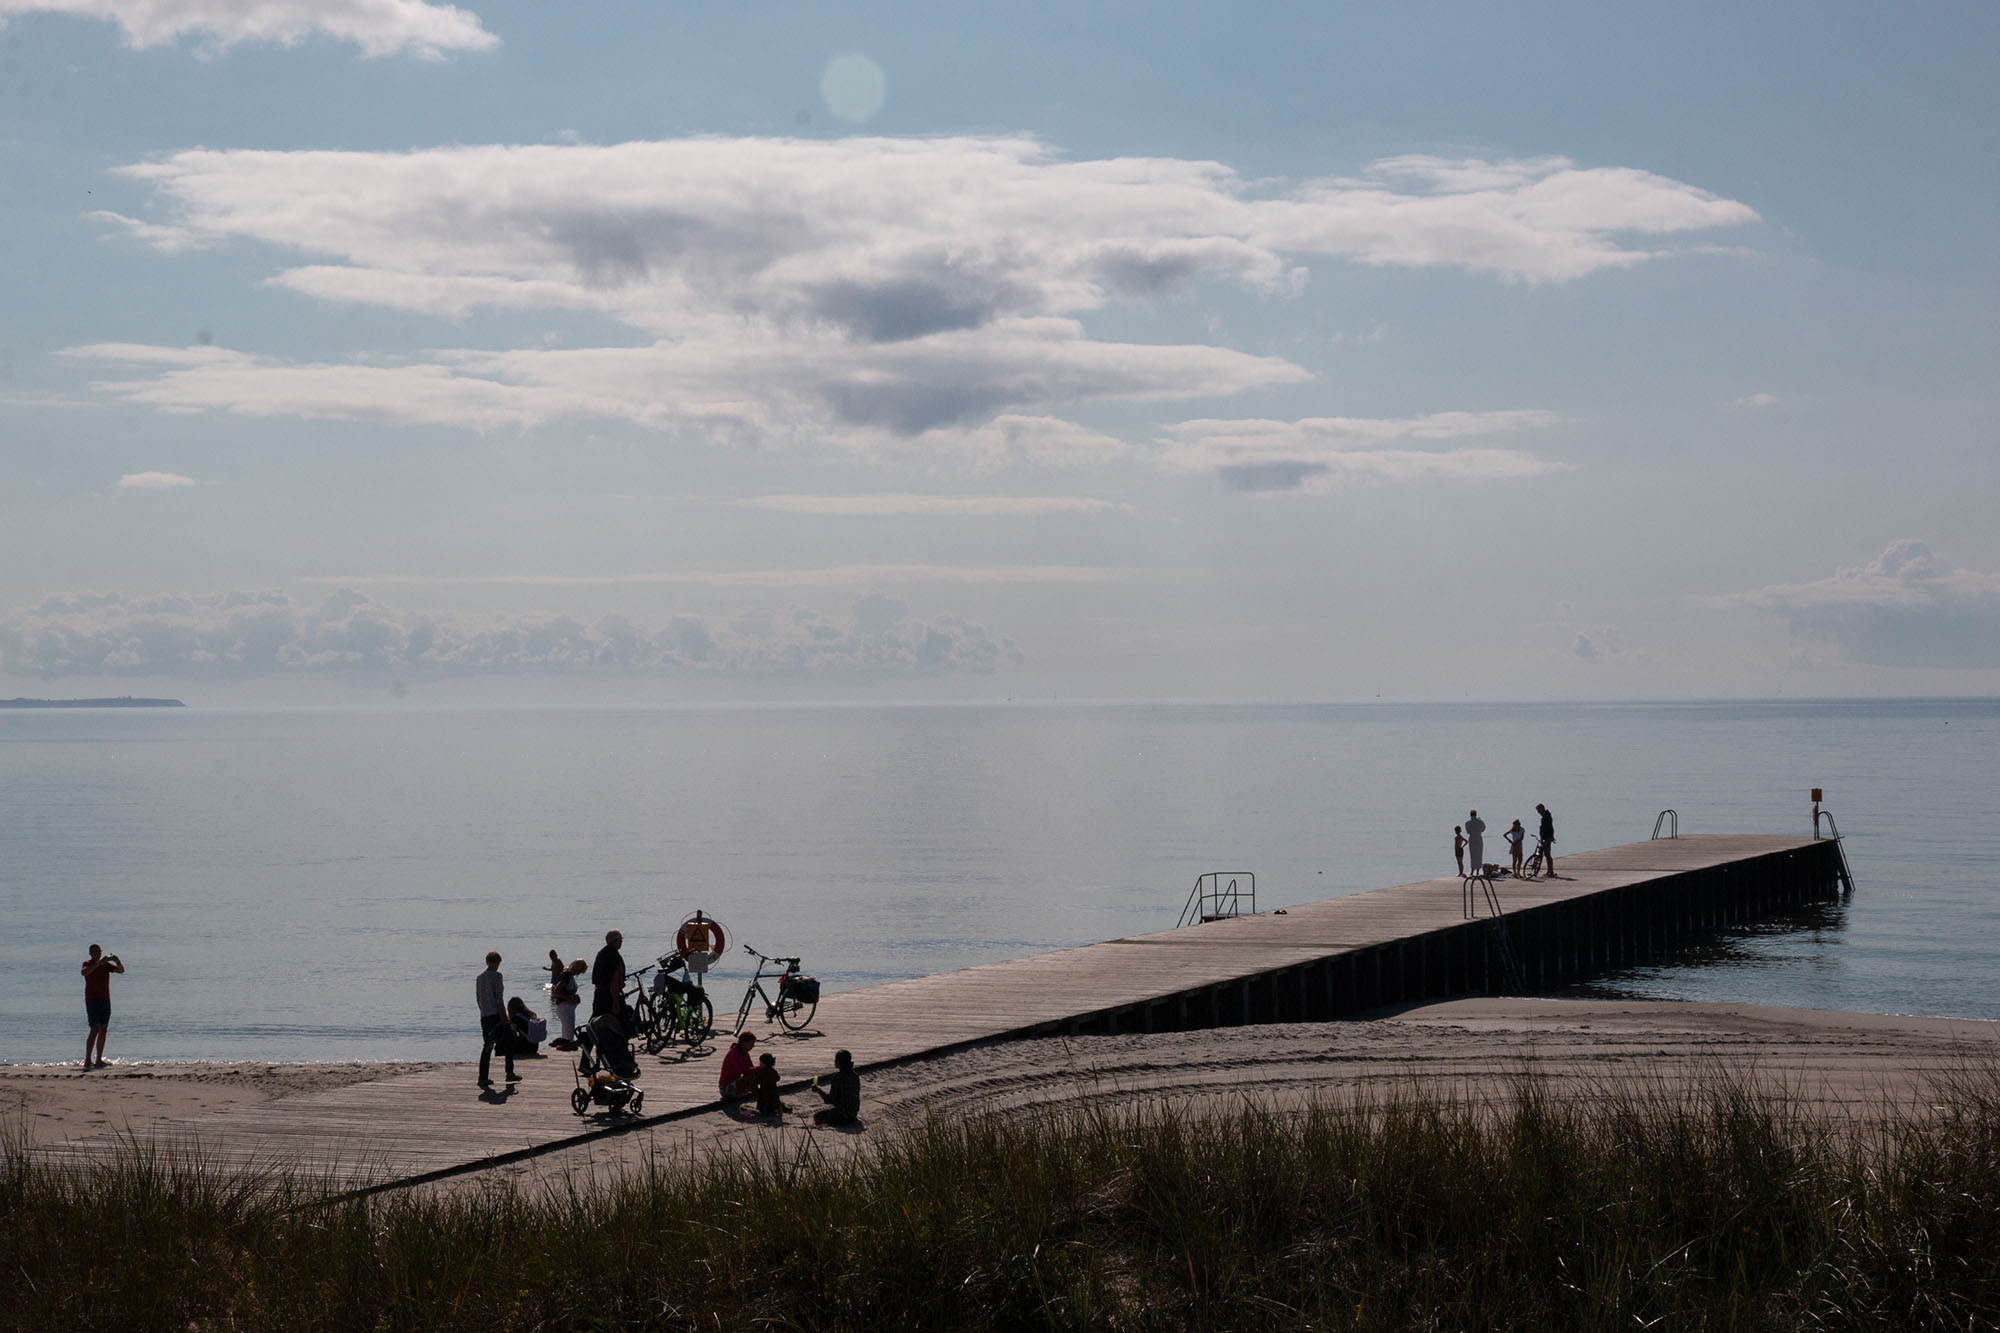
[591,930,626,1020]
[1536,803,1558,878]
[1464,811,1486,877]
[1453,826,1466,876]
[476,951,520,1089]
[549,953,585,1049]
[80,943,123,1069]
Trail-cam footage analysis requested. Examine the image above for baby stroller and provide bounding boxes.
[569,1014,645,1117]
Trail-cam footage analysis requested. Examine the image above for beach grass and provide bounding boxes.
[10,1071,2000,1330]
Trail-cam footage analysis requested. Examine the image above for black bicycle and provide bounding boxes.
[732,946,818,1033]
[644,952,714,1050]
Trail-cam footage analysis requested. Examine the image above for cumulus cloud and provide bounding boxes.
[73,138,1753,454]
[117,470,199,489]
[744,494,1129,517]
[1730,540,2000,668]
[0,0,497,57]
[1156,410,1565,492]
[0,589,1021,679]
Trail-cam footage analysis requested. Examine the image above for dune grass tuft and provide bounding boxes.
[10,1071,2000,1329]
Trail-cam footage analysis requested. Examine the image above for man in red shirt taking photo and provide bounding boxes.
[81,943,124,1069]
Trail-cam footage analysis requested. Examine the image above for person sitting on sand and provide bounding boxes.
[1453,826,1466,876]
[811,1049,861,1128]
[1505,819,1526,876]
[718,1030,757,1101]
[752,1051,789,1117]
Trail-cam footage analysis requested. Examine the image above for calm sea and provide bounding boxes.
[3,699,1994,1064]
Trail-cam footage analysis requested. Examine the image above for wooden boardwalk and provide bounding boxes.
[38,834,1840,1190]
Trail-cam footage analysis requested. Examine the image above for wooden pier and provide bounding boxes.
[38,833,1848,1190]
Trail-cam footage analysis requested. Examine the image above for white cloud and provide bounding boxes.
[0,0,497,57]
[744,494,1129,517]
[298,564,1123,588]
[1157,410,1565,492]
[1733,392,1780,407]
[73,138,1755,454]
[0,588,1021,678]
[1730,540,2000,668]
[117,470,199,489]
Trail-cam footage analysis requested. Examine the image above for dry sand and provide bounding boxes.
[460,997,2000,1194]
[1,1061,440,1148]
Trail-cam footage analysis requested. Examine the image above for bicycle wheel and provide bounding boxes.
[681,992,714,1045]
[641,1006,672,1054]
[777,992,817,1031]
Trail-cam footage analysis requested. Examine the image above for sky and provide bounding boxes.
[2,1,1997,703]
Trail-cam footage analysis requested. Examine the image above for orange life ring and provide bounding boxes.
[676,917,726,962]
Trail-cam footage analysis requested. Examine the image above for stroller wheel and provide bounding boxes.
[570,1087,590,1116]
[630,1090,644,1115]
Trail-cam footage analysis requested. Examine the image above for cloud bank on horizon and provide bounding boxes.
[0,588,1017,679]
[72,138,1755,486]
[1734,541,2000,669]
[0,0,496,57]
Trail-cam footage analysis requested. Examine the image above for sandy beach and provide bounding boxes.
[15,999,1997,1190]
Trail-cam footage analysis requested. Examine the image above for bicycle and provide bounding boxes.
[622,965,670,1051]
[732,945,818,1033]
[644,952,714,1051]
[1520,839,1549,881]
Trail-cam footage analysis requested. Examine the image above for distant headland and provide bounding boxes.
[1,696,186,709]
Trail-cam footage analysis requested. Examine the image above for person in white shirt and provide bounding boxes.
[476,951,519,1089]
[1464,811,1486,877]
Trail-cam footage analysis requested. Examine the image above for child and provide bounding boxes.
[811,1049,861,1127]
[752,1051,789,1117]
[1453,826,1466,876]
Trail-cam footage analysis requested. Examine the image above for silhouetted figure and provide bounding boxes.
[1464,811,1486,876]
[812,1049,862,1128]
[477,951,520,1089]
[1453,826,1466,876]
[1506,819,1526,876]
[1537,803,1558,877]
[80,943,123,1069]
[591,929,625,1018]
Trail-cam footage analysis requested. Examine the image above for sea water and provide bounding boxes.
[2,699,1994,1063]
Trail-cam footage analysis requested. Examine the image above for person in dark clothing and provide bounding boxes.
[752,1051,789,1117]
[1536,803,1558,878]
[811,1049,861,1127]
[591,929,625,1019]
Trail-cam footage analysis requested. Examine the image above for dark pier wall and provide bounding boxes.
[1040,840,1847,1038]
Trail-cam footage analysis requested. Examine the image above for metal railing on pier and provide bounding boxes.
[1177,872,1256,927]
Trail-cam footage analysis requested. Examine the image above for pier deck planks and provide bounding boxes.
[38,834,1827,1187]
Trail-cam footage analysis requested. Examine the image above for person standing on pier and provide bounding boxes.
[476,951,520,1089]
[80,943,123,1069]
[1537,803,1558,878]
[1505,819,1527,876]
[1464,811,1486,877]
[591,929,626,1020]
[1453,826,1466,876]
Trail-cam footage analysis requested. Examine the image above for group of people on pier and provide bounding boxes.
[474,932,861,1126]
[1455,803,1558,880]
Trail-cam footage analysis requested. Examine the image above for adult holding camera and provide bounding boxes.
[80,943,124,1069]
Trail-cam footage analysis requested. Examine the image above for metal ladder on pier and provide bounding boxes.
[1813,808,1858,896]
[1177,872,1256,927]
[1462,871,1526,994]
[1651,808,1679,839]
